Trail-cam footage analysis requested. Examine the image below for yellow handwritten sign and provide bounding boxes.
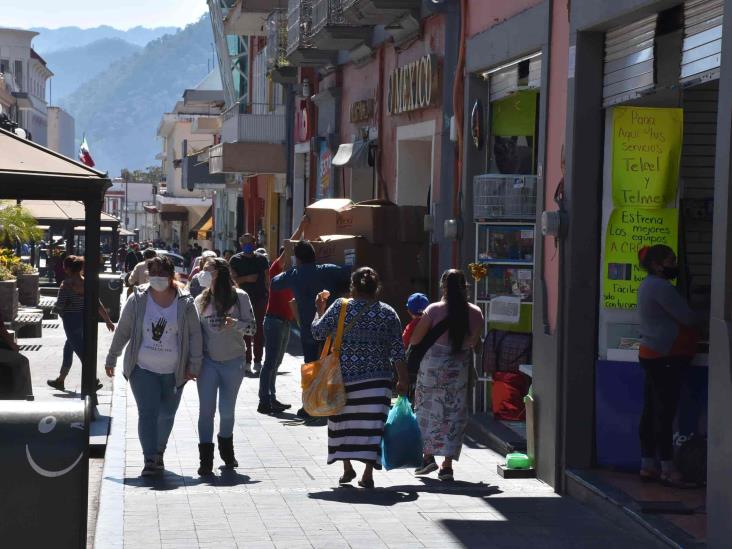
[603,208,678,309]
[612,107,683,208]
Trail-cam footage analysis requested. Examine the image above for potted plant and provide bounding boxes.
[0,254,18,321]
[13,261,39,306]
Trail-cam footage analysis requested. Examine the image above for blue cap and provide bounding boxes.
[406,293,429,315]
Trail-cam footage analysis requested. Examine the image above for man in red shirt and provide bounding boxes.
[257,219,307,414]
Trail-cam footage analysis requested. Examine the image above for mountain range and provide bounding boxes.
[30,25,178,54]
[45,38,142,103]
[57,15,215,177]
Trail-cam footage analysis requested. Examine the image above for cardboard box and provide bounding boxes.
[398,206,428,242]
[336,203,399,244]
[303,199,353,240]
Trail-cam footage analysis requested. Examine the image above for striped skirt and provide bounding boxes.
[327,378,392,469]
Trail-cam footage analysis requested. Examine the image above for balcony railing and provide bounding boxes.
[221,102,286,144]
[340,0,421,27]
[267,10,290,71]
[310,0,371,50]
[286,0,337,65]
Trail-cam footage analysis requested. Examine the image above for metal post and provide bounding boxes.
[82,196,102,405]
[285,83,295,236]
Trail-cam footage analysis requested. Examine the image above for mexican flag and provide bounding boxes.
[79,135,95,167]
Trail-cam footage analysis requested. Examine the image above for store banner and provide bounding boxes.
[611,106,683,208]
[491,90,538,137]
[604,207,678,309]
[316,139,333,200]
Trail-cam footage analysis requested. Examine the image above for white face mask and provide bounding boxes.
[148,276,170,292]
[198,270,212,289]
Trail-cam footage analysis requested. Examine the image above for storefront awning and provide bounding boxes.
[332,140,374,169]
[189,206,213,234]
[197,217,213,240]
[119,228,136,236]
[144,204,159,214]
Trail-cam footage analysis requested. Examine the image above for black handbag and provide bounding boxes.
[406,319,449,374]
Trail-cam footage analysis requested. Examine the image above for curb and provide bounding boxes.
[93,368,127,548]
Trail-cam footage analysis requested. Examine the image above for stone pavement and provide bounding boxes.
[93,336,662,549]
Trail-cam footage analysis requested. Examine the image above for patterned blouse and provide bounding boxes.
[311,298,405,383]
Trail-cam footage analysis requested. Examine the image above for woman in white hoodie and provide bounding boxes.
[194,257,256,475]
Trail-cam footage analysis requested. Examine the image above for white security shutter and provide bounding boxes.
[488,53,542,102]
[681,0,724,84]
[603,14,657,107]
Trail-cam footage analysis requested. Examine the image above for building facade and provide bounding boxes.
[0,28,52,145]
[46,106,75,158]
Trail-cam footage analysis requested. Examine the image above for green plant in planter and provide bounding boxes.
[12,261,37,276]
[0,202,42,244]
[0,264,14,282]
[0,248,20,272]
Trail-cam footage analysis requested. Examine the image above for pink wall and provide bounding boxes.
[338,16,445,202]
[543,0,570,332]
[466,0,544,38]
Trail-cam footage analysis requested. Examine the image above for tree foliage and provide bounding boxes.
[0,203,42,244]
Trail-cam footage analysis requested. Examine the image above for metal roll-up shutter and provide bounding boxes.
[488,53,542,102]
[603,14,657,107]
[681,0,724,84]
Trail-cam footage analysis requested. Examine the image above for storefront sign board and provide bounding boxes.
[350,99,375,123]
[316,140,333,200]
[491,90,538,137]
[603,207,678,309]
[387,54,439,116]
[611,107,683,208]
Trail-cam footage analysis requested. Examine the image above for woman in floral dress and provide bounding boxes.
[410,269,484,481]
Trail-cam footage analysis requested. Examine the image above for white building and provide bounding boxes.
[104,178,157,242]
[0,28,52,145]
[46,106,75,158]
[157,70,225,251]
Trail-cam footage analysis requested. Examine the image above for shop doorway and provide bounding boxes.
[396,121,435,207]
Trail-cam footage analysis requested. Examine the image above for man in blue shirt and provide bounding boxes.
[271,240,351,364]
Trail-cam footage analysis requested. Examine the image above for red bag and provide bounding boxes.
[491,371,531,421]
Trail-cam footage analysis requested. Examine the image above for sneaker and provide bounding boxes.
[257,403,274,415]
[141,459,158,476]
[47,378,65,391]
[415,458,438,476]
[271,399,291,411]
[253,362,263,374]
[155,454,165,471]
[438,467,454,481]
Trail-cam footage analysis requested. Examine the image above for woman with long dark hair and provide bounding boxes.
[47,255,115,392]
[411,269,484,481]
[194,257,256,475]
[637,245,699,487]
[105,255,202,476]
[312,267,409,488]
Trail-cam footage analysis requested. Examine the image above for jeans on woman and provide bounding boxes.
[197,355,246,443]
[639,356,686,462]
[258,315,291,405]
[129,366,184,460]
[60,312,84,376]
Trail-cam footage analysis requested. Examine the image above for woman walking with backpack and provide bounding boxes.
[312,267,410,488]
[194,258,256,475]
[411,269,484,481]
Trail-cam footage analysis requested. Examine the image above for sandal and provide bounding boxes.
[358,478,375,489]
[639,469,660,483]
[339,469,357,484]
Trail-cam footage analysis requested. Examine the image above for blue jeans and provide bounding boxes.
[197,355,245,443]
[258,316,291,404]
[60,312,84,376]
[129,366,184,460]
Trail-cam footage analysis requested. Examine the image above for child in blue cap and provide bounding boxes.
[403,292,430,349]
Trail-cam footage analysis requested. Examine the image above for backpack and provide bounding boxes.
[481,329,532,374]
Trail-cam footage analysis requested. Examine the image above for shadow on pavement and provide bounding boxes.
[106,470,261,491]
[308,479,501,506]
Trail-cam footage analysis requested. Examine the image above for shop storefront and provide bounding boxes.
[561,0,731,544]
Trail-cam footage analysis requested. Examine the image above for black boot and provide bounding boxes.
[197,443,215,476]
[218,436,238,469]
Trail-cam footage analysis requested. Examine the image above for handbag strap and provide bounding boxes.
[420,318,449,353]
[331,298,351,355]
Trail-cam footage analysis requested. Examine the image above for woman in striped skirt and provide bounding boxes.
[312,267,409,488]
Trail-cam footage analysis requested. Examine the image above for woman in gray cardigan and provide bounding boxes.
[105,255,203,477]
[194,258,256,475]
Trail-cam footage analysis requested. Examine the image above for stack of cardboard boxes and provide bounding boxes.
[286,199,429,322]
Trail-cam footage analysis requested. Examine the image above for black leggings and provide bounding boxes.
[639,356,687,462]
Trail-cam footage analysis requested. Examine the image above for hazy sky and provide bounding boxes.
[1,0,209,30]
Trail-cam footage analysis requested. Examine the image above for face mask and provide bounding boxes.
[149,276,170,292]
[242,243,255,254]
[662,266,680,280]
[198,270,212,288]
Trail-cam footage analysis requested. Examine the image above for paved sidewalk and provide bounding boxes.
[95,336,662,549]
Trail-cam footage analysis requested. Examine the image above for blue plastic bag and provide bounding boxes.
[381,396,423,470]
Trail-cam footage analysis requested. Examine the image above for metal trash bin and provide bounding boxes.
[0,398,90,548]
[98,273,123,322]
